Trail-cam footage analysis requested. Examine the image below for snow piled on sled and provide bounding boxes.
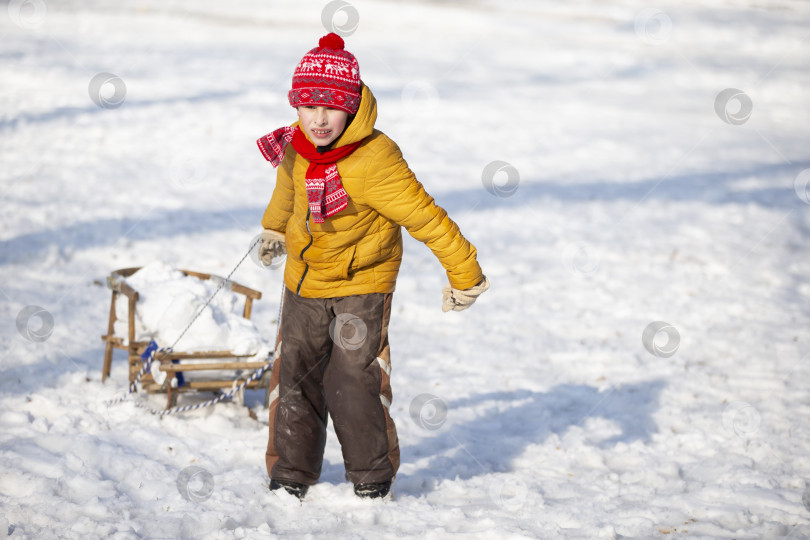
[113,262,270,357]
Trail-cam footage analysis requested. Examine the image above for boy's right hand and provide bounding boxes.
[259,229,286,266]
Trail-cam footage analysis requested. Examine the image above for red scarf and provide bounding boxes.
[257,126,363,223]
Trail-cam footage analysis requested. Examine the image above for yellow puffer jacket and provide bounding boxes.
[261,84,483,298]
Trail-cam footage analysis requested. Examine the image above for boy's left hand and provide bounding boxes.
[442,276,490,312]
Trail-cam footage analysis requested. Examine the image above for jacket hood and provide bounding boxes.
[337,82,377,146]
[296,82,377,149]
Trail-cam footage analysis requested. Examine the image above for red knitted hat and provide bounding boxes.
[288,33,361,115]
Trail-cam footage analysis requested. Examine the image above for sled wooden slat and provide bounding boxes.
[156,351,251,361]
[100,266,270,410]
[158,361,269,372]
[141,380,264,393]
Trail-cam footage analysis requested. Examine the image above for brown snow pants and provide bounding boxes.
[265,288,399,486]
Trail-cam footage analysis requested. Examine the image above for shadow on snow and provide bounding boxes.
[395,379,667,495]
[3,159,808,266]
[433,159,810,215]
[0,206,263,265]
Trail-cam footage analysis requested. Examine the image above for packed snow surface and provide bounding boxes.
[1,0,810,539]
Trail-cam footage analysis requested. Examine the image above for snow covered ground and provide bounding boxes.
[2,0,810,538]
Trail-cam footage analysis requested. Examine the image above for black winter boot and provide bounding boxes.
[353,479,392,499]
[270,478,309,499]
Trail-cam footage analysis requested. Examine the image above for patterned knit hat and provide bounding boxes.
[288,33,361,115]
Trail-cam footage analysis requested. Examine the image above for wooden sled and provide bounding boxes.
[100,267,271,410]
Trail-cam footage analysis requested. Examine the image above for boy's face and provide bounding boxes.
[297,106,349,147]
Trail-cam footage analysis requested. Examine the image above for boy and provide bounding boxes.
[256,33,489,499]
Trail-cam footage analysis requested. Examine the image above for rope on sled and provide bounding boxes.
[105,237,285,416]
[166,235,263,354]
[105,342,275,415]
[104,343,160,407]
[156,353,273,417]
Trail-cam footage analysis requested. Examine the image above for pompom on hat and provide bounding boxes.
[288,33,361,115]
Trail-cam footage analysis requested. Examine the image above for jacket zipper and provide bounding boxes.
[296,208,313,295]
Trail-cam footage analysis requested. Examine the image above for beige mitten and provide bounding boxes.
[259,229,286,266]
[442,276,490,312]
